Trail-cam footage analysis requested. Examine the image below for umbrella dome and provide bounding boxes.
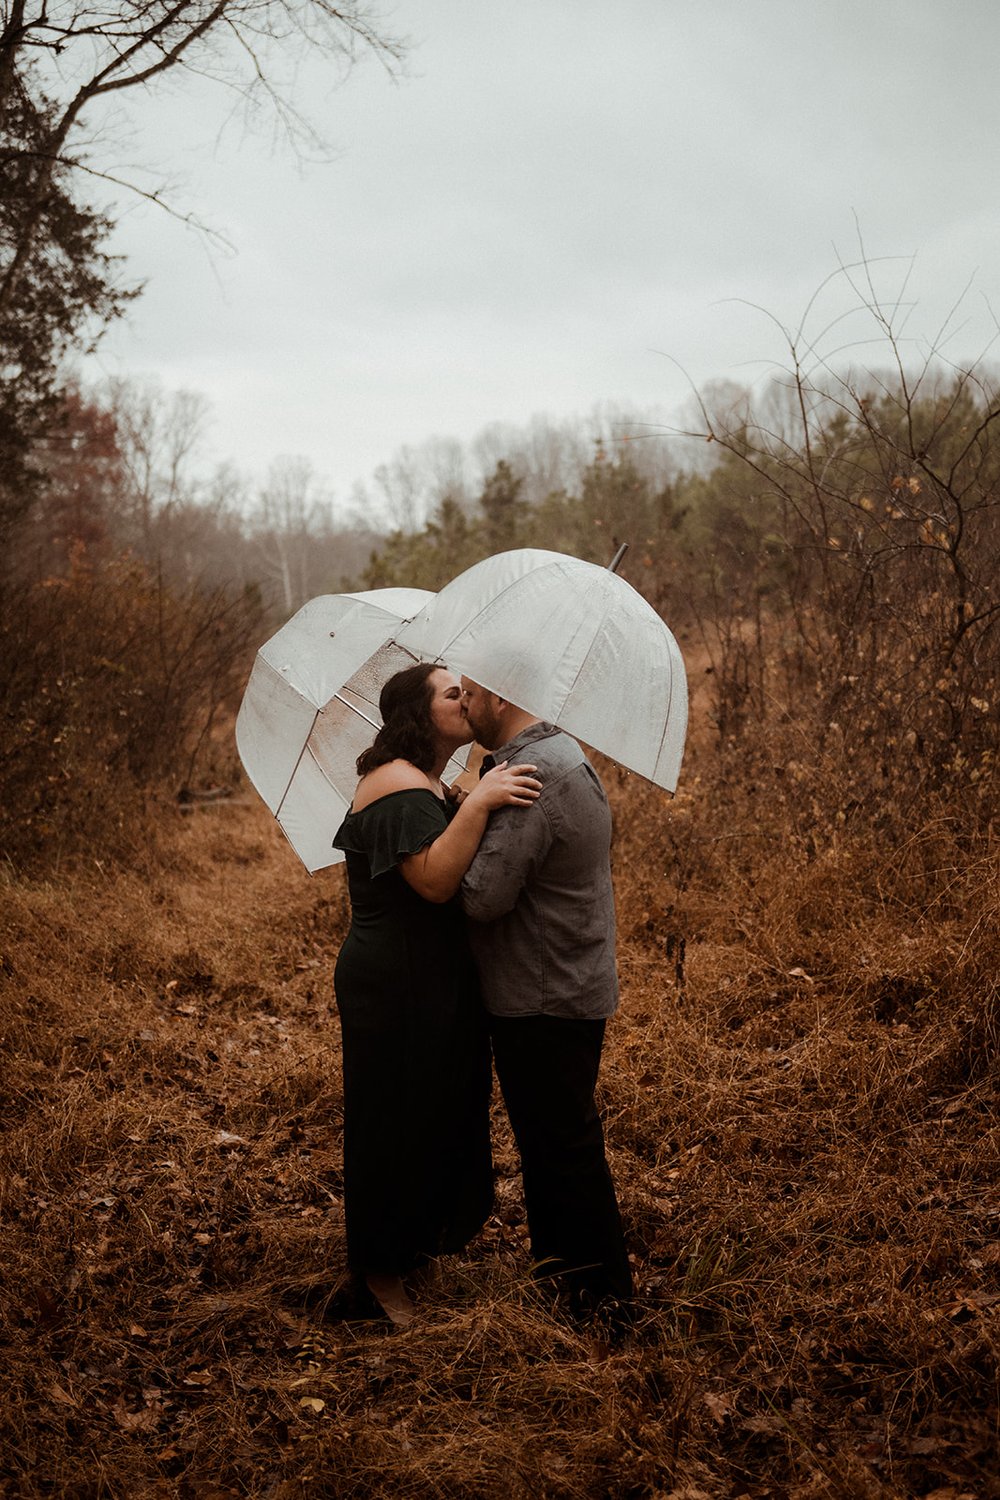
[236,588,469,873]
[398,549,687,792]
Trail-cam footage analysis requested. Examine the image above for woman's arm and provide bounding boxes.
[399,762,541,903]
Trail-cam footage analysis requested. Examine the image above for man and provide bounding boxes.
[458,676,633,1321]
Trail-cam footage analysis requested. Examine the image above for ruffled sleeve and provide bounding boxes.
[333,789,449,879]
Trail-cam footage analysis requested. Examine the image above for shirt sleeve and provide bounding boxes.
[460,799,553,923]
[333,790,448,879]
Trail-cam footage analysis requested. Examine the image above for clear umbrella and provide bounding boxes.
[235,588,471,873]
[397,547,687,792]
[237,549,687,872]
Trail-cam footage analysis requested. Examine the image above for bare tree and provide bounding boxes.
[251,453,331,613]
[1,2,403,285]
[674,255,1000,796]
[103,375,210,552]
[0,1,404,531]
[519,413,590,503]
[371,449,419,533]
[422,434,472,514]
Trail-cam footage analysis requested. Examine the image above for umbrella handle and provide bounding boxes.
[607,543,629,574]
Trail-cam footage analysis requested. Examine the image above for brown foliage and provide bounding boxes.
[6,271,998,1489]
[679,356,1000,817]
[0,549,261,873]
[1,646,998,1495]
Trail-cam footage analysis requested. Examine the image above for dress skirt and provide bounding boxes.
[333,789,494,1275]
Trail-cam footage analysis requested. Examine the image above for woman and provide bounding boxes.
[332,662,541,1326]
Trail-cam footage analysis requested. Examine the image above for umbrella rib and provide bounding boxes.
[274,694,384,821]
[274,709,320,820]
[649,669,676,782]
[554,594,613,719]
[332,692,379,730]
[560,594,680,787]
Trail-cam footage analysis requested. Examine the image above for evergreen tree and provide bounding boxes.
[479,459,527,552]
[0,74,132,540]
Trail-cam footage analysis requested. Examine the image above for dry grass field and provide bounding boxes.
[2,657,999,1499]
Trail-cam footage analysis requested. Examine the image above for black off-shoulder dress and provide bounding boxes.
[332,789,494,1275]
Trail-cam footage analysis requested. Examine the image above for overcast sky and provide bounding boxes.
[81,0,1000,517]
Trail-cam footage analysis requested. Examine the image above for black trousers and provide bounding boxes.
[489,1013,633,1310]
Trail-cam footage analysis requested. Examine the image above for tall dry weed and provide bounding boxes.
[2,673,999,1497]
[0,548,260,876]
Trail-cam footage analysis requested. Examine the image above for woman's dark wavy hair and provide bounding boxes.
[356,662,441,776]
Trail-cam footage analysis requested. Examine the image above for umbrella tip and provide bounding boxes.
[607,543,629,574]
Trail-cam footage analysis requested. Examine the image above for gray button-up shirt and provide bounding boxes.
[460,722,619,1019]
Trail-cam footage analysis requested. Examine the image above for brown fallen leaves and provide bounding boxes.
[2,734,999,1497]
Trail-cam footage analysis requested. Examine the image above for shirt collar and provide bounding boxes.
[492,721,561,762]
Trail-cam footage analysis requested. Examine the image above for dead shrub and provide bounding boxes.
[0,547,261,874]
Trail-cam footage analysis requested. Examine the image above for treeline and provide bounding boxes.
[3,0,996,918]
[2,341,998,883]
[0,373,383,871]
[0,374,688,871]
[0,0,408,872]
[364,351,1000,904]
[4,379,380,605]
[369,361,999,816]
